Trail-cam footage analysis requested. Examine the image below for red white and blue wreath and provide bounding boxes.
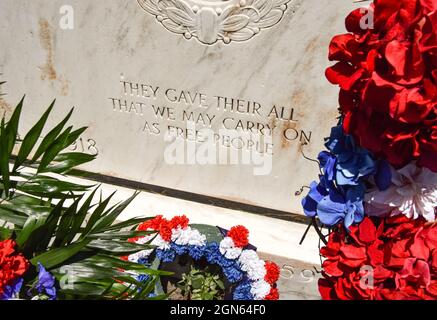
[123,215,280,300]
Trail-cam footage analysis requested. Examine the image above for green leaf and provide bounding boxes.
[43,152,96,174]
[27,199,65,253]
[15,211,49,248]
[53,195,82,247]
[96,216,151,233]
[61,188,97,245]
[0,96,25,196]
[87,230,154,240]
[37,126,72,173]
[0,226,13,240]
[81,191,115,236]
[92,192,138,232]
[5,96,24,154]
[31,108,73,162]
[0,202,53,217]
[64,127,87,148]
[0,207,28,226]
[86,239,153,255]
[31,240,90,269]
[16,174,91,198]
[13,100,55,170]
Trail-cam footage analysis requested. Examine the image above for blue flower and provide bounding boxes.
[171,243,188,256]
[188,245,205,260]
[374,159,392,191]
[233,281,254,300]
[223,265,243,283]
[35,263,56,300]
[325,125,377,186]
[0,278,23,300]
[316,185,365,229]
[303,176,365,229]
[156,249,176,263]
[204,243,221,264]
[318,151,336,181]
[302,177,330,218]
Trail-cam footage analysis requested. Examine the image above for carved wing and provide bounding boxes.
[138,0,196,36]
[138,0,299,44]
[218,0,293,43]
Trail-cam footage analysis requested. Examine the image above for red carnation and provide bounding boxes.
[326,0,437,171]
[319,216,437,300]
[0,240,29,296]
[264,287,279,300]
[138,215,167,231]
[169,215,189,230]
[264,261,281,285]
[227,226,250,248]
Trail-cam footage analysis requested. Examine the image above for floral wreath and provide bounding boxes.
[125,215,280,300]
[301,0,436,300]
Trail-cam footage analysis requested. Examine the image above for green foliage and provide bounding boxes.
[0,97,169,299]
[178,266,225,300]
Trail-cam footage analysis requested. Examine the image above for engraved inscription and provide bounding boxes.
[108,75,314,158]
[137,0,303,45]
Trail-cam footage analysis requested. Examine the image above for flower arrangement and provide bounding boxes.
[302,0,436,300]
[0,97,168,300]
[125,215,280,300]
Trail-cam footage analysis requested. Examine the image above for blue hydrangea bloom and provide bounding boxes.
[303,175,365,229]
[188,245,205,260]
[316,185,365,229]
[171,243,188,256]
[216,255,235,268]
[233,281,254,300]
[325,125,377,186]
[0,278,23,300]
[36,263,56,300]
[302,177,331,218]
[204,243,222,264]
[156,249,176,263]
[223,265,243,283]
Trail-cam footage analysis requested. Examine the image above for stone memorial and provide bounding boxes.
[0,0,357,220]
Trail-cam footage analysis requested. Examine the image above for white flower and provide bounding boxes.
[127,249,153,263]
[172,226,206,247]
[238,250,266,281]
[365,163,437,222]
[250,280,271,300]
[135,234,154,245]
[219,237,242,260]
[151,234,171,250]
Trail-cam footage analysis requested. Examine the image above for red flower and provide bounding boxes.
[227,226,249,248]
[319,216,437,300]
[326,0,437,171]
[135,215,191,242]
[264,287,279,300]
[264,261,280,285]
[169,215,189,230]
[0,240,29,296]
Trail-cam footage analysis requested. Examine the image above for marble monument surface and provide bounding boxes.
[0,0,357,217]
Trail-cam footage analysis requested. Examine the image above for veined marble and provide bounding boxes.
[0,0,359,217]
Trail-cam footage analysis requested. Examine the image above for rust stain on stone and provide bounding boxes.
[280,121,297,149]
[0,98,11,113]
[59,76,70,96]
[38,19,57,81]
